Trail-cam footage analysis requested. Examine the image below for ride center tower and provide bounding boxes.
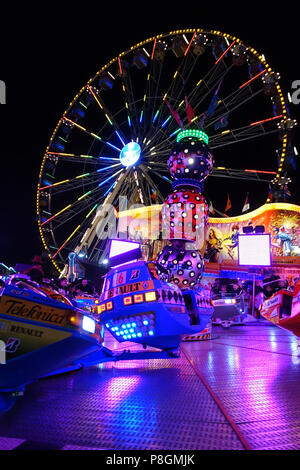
[156,128,213,289]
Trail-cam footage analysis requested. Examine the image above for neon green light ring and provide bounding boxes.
[176,129,209,144]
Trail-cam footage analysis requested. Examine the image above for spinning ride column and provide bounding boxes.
[156,129,213,289]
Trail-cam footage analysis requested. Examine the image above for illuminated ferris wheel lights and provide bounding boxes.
[98,169,123,187]
[183,31,197,56]
[250,115,283,127]
[152,110,160,123]
[162,116,172,128]
[169,128,182,139]
[97,163,121,173]
[239,69,266,89]
[105,141,121,152]
[215,39,236,64]
[104,180,118,197]
[99,156,119,161]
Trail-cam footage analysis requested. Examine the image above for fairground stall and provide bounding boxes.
[116,202,300,327]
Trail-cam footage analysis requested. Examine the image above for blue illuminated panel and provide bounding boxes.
[105,311,155,340]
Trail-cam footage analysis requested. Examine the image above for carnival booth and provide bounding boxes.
[116,202,300,327]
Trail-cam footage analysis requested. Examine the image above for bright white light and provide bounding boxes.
[119,142,141,167]
[82,316,96,334]
[109,239,140,258]
[238,234,271,266]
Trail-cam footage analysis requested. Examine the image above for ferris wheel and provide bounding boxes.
[37,28,294,273]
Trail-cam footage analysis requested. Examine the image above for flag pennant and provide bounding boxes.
[225,194,231,212]
[284,185,291,198]
[268,184,274,202]
[214,115,229,131]
[242,194,250,213]
[182,80,195,126]
[135,189,142,203]
[163,98,184,129]
[113,206,118,218]
[201,76,224,127]
[286,150,297,170]
[208,200,215,215]
[150,188,157,203]
[206,94,219,117]
[184,95,195,125]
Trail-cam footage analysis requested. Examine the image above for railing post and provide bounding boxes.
[0,340,6,364]
[0,80,6,104]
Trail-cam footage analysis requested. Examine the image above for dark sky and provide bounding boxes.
[0,3,299,268]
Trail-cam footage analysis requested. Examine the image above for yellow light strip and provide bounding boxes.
[208,202,300,224]
[76,173,90,179]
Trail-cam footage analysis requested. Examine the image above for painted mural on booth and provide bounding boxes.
[117,203,300,265]
[204,203,300,265]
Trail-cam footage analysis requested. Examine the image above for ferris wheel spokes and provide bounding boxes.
[42,168,124,231]
[145,69,271,159]
[39,163,122,194]
[86,84,127,146]
[209,117,282,150]
[203,85,264,131]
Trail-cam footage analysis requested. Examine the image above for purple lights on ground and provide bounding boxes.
[105,376,141,403]
[182,324,300,450]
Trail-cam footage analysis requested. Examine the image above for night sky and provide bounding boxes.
[0,3,299,268]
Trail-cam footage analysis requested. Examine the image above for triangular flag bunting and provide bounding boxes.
[208,200,215,215]
[284,185,291,198]
[214,115,229,131]
[200,76,224,127]
[163,98,184,129]
[182,79,195,126]
[150,189,157,203]
[268,184,274,202]
[207,94,219,117]
[225,194,231,212]
[185,95,195,125]
[242,194,250,213]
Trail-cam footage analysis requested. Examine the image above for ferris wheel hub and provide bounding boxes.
[119,142,141,167]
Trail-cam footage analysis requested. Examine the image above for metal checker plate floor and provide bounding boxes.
[182,322,300,450]
[0,323,300,450]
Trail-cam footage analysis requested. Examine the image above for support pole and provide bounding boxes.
[252,273,256,317]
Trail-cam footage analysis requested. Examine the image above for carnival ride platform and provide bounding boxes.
[0,322,300,451]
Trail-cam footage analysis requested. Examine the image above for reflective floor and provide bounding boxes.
[0,322,300,450]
